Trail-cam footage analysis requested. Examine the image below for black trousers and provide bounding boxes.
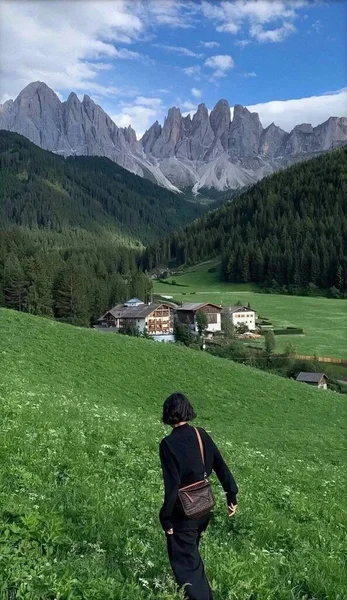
[166,515,213,600]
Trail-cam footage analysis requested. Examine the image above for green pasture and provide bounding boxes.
[154,261,347,359]
[0,308,346,599]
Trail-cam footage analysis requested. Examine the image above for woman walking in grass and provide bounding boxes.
[159,392,238,600]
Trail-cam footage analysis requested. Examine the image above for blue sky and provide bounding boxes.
[1,1,346,137]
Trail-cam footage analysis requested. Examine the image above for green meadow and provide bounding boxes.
[154,261,347,359]
[0,308,346,599]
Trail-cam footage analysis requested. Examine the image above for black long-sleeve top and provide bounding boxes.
[159,423,238,531]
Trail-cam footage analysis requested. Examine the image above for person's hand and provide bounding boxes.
[166,528,174,535]
[228,503,237,517]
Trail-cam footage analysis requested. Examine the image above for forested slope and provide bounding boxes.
[0,130,203,243]
[143,148,347,292]
[0,131,204,325]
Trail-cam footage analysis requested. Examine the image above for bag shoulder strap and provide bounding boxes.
[193,427,207,477]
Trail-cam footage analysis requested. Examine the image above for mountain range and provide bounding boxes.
[1,81,346,194]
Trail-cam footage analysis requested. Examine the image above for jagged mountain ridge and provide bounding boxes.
[1,81,346,193]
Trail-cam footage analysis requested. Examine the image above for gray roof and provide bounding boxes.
[228,305,255,313]
[176,302,221,312]
[101,303,170,320]
[125,298,144,305]
[296,372,327,383]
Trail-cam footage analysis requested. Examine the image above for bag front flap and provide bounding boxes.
[179,483,213,505]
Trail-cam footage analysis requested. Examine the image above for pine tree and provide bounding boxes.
[264,330,276,364]
[4,253,26,312]
[196,310,208,336]
[53,261,90,326]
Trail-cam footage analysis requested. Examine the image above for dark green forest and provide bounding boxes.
[1,131,205,324]
[142,148,347,294]
[0,130,203,243]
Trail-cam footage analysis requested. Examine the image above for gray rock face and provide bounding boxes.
[229,104,263,157]
[259,123,287,157]
[1,81,346,194]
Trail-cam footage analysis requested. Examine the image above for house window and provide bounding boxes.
[206,313,217,323]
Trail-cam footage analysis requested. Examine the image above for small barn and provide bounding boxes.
[296,372,328,389]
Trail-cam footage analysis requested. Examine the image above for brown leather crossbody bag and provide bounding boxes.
[177,427,215,519]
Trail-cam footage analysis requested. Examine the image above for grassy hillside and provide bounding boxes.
[0,309,346,599]
[0,130,203,244]
[154,260,347,358]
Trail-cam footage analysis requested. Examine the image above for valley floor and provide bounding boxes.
[154,260,347,359]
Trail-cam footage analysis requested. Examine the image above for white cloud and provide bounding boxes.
[311,20,323,34]
[217,22,240,34]
[246,88,347,131]
[147,0,198,29]
[181,100,198,111]
[201,0,308,44]
[205,55,234,78]
[191,87,202,98]
[183,65,202,79]
[250,22,295,43]
[112,96,165,139]
[153,44,202,58]
[235,39,251,48]
[134,96,163,108]
[200,40,220,48]
[242,72,257,78]
[0,0,147,101]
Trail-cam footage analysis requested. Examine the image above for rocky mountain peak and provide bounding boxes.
[293,123,314,134]
[16,81,61,108]
[166,106,182,122]
[209,99,230,151]
[66,91,79,105]
[193,103,209,122]
[210,99,230,129]
[229,104,263,157]
[141,120,162,154]
[1,81,346,194]
[122,124,137,146]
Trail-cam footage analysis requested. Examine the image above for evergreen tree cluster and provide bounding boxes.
[0,130,205,325]
[0,131,204,244]
[142,149,347,292]
[0,228,152,326]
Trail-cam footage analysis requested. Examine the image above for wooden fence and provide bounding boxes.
[285,354,347,366]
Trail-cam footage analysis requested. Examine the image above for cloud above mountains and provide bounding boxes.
[205,54,235,78]
[0,0,344,138]
[201,0,307,42]
[247,88,347,131]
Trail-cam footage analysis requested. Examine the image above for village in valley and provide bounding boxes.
[96,296,256,341]
[95,296,331,391]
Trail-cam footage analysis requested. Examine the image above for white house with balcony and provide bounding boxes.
[95,299,174,338]
[228,305,257,331]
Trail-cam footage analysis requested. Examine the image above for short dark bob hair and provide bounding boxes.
[162,392,196,425]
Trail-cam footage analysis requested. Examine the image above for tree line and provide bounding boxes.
[142,148,347,294]
[0,228,152,327]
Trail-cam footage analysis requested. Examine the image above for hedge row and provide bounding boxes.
[273,328,304,335]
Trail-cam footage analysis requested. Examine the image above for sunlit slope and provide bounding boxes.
[0,309,346,599]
